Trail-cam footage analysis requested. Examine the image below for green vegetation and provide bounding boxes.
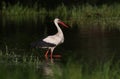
[62,61,120,79]
[2,2,47,15]
[0,50,120,79]
[1,2,120,28]
[1,2,120,79]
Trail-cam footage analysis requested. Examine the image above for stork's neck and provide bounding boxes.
[54,21,64,37]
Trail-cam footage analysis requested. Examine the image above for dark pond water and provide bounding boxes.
[1,16,120,63]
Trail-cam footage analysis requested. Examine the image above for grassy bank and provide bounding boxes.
[0,50,120,79]
[1,2,120,28]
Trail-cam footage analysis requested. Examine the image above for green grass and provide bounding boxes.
[1,2,120,29]
[0,50,120,79]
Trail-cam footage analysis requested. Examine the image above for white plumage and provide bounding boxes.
[43,33,64,46]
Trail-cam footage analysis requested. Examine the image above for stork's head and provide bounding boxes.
[54,18,68,28]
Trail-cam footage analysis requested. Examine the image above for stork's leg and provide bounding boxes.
[50,48,55,59]
[45,49,49,58]
[50,48,55,63]
[45,49,49,62]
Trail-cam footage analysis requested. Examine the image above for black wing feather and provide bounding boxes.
[31,39,56,48]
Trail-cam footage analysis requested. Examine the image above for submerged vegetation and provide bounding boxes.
[1,2,120,28]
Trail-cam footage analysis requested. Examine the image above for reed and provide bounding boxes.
[1,2,120,28]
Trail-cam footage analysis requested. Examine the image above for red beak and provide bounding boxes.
[58,21,68,28]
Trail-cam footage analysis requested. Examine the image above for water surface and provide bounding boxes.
[0,15,120,63]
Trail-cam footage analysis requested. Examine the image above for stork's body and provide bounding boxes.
[31,18,68,59]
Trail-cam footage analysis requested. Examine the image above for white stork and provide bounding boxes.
[31,18,68,60]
